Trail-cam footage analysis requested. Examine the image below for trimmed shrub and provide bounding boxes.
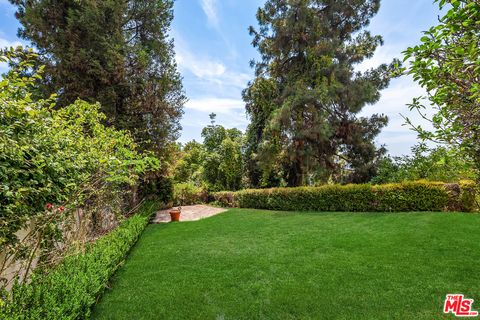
[173,183,207,206]
[459,180,477,212]
[0,201,159,320]
[212,191,237,208]
[214,181,476,212]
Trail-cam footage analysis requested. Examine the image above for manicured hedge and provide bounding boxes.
[173,183,208,206]
[213,181,477,212]
[212,191,238,208]
[0,201,159,320]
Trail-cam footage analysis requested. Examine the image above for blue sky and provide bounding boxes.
[0,0,442,156]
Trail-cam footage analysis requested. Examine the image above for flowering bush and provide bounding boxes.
[0,48,159,287]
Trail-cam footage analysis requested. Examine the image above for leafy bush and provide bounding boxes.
[173,183,207,206]
[371,143,476,184]
[174,140,206,186]
[0,201,159,320]
[0,48,158,284]
[139,174,174,206]
[212,191,237,208]
[213,181,476,212]
[173,116,244,193]
[201,115,244,191]
[459,180,477,212]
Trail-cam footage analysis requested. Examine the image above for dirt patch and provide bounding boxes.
[151,205,227,223]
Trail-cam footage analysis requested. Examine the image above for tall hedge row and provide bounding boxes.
[0,201,159,320]
[213,181,476,212]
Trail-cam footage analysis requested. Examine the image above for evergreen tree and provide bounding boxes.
[122,1,186,152]
[9,0,186,153]
[244,0,397,186]
[243,77,282,188]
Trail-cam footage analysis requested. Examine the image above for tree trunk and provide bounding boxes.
[287,159,303,187]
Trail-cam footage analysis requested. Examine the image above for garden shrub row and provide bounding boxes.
[173,183,208,206]
[213,181,477,212]
[1,49,159,292]
[0,201,159,320]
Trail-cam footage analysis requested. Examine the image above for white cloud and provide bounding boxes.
[0,37,23,49]
[185,97,244,114]
[0,37,25,72]
[176,51,251,90]
[356,45,402,73]
[174,35,251,91]
[200,0,219,28]
[359,75,436,156]
[180,97,248,143]
[173,31,251,141]
[176,50,226,78]
[362,77,432,126]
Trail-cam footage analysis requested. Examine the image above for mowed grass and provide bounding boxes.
[92,209,480,319]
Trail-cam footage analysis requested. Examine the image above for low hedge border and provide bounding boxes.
[0,201,159,320]
[213,181,477,212]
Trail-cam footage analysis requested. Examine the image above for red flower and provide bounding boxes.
[58,206,65,212]
[45,203,53,210]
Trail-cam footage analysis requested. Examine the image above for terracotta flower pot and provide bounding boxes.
[169,209,181,222]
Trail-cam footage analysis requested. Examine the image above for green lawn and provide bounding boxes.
[92,209,480,319]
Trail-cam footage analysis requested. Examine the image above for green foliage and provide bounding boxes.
[174,140,206,185]
[0,48,158,283]
[212,191,238,208]
[9,0,186,154]
[371,143,476,184]
[215,181,476,212]
[402,0,480,179]
[202,118,243,191]
[0,201,159,320]
[139,175,174,206]
[243,78,281,188]
[459,180,477,212]
[174,115,244,192]
[244,0,397,187]
[173,183,207,206]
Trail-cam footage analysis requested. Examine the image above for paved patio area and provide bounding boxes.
[151,205,227,223]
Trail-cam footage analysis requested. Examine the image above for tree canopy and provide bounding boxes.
[243,0,397,187]
[9,0,186,154]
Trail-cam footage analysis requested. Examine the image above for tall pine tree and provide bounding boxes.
[9,0,186,154]
[243,0,397,187]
